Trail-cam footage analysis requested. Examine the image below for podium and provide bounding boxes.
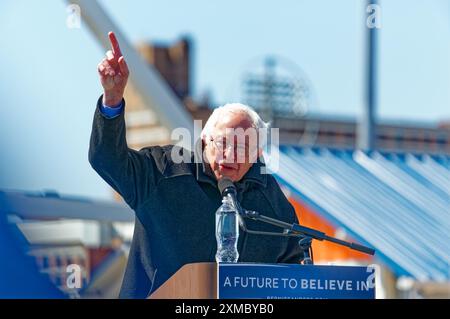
[148,262,375,299]
[149,263,217,299]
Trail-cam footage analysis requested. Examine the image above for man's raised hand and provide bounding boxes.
[97,31,129,107]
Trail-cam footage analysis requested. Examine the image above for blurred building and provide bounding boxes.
[274,115,450,154]
[0,190,134,298]
[123,37,211,152]
[122,38,449,155]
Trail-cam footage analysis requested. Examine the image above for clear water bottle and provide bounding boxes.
[215,195,239,263]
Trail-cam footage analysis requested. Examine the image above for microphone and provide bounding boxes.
[217,177,241,213]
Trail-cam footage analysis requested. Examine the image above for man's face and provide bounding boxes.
[204,112,261,182]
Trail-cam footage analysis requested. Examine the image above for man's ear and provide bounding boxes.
[201,138,213,164]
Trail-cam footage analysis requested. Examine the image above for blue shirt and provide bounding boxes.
[100,100,124,118]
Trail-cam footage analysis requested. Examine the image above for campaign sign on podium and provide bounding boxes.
[218,263,375,299]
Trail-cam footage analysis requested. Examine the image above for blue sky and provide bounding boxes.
[0,0,448,200]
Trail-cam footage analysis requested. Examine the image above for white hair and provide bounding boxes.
[201,103,270,148]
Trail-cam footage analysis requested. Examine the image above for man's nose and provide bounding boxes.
[223,146,235,162]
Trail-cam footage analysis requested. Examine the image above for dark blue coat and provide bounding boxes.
[89,97,303,298]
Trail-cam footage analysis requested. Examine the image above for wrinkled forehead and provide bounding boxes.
[212,111,254,137]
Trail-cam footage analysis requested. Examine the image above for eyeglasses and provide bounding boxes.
[209,136,251,154]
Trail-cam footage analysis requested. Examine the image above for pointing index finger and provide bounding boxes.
[108,31,122,57]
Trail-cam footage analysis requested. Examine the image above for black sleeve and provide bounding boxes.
[88,95,156,210]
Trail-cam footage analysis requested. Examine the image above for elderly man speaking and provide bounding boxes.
[89,32,302,299]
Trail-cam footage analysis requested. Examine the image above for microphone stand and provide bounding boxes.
[238,209,375,265]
